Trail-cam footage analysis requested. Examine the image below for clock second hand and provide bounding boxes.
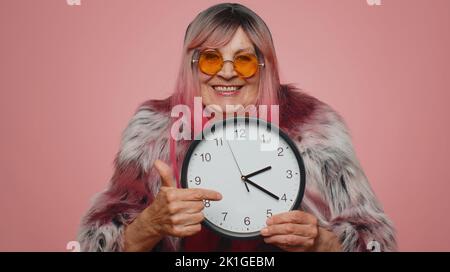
[225,140,250,192]
[243,177,280,200]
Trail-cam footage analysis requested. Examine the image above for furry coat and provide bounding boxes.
[77,86,397,252]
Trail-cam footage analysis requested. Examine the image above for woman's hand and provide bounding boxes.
[261,210,341,252]
[123,159,222,252]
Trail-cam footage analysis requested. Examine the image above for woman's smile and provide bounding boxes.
[210,84,244,96]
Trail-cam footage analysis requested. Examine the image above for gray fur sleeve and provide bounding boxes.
[77,102,173,252]
[298,103,397,252]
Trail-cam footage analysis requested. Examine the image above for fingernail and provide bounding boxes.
[261,228,268,235]
[217,193,222,199]
[153,159,160,168]
[266,218,272,225]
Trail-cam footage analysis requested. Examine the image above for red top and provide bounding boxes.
[182,226,280,252]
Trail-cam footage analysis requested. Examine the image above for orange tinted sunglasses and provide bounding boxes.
[192,49,265,78]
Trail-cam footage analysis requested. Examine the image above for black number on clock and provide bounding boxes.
[277,147,284,156]
[266,209,272,218]
[222,212,228,221]
[286,170,293,179]
[194,176,201,185]
[261,134,271,143]
[200,153,211,162]
[234,128,246,139]
[214,138,223,146]
[244,216,250,226]
[281,194,287,202]
[204,200,210,208]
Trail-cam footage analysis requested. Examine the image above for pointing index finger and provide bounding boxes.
[182,188,222,201]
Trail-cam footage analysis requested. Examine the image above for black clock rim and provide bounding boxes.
[180,116,306,240]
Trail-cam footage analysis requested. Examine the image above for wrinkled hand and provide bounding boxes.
[137,159,222,238]
[261,210,319,252]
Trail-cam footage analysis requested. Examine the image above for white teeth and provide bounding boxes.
[213,86,241,92]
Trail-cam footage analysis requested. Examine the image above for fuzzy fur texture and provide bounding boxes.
[77,87,397,252]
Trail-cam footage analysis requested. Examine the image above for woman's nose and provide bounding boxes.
[217,60,238,79]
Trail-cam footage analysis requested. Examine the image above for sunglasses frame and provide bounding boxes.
[191,48,265,78]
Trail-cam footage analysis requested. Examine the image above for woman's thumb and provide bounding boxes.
[154,159,175,188]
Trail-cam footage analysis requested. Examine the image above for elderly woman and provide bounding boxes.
[78,3,396,252]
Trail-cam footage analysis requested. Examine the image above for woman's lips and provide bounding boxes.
[211,85,243,97]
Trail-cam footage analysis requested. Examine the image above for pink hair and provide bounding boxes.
[169,3,281,113]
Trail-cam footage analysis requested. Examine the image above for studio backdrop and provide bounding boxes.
[1,0,449,251]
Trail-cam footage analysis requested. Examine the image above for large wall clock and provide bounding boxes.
[181,117,306,239]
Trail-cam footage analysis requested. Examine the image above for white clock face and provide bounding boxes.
[181,117,305,238]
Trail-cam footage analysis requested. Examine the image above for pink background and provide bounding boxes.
[1,0,449,251]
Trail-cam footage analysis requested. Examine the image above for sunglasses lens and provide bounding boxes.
[234,54,259,78]
[196,50,261,78]
[198,51,222,75]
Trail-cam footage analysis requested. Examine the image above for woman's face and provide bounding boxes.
[199,27,260,113]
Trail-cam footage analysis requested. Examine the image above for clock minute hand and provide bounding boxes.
[225,140,250,192]
[243,177,279,200]
[243,166,272,179]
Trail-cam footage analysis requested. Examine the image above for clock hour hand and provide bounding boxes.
[225,140,250,192]
[242,177,279,200]
[243,166,272,180]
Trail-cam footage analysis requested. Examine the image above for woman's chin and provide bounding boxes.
[204,104,252,117]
